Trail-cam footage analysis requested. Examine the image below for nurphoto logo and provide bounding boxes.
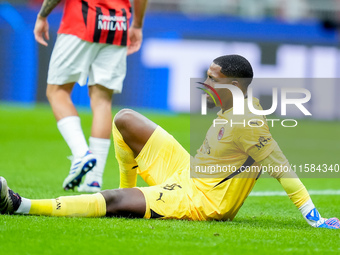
[198,82,312,128]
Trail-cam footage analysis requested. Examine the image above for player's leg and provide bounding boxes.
[114,109,190,188]
[46,83,77,120]
[88,85,114,139]
[46,34,98,191]
[79,44,127,192]
[47,83,95,191]
[46,83,89,158]
[78,85,113,192]
[101,189,145,217]
[113,109,157,188]
[0,177,146,218]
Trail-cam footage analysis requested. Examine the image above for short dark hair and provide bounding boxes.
[213,55,254,87]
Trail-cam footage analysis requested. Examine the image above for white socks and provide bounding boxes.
[15,198,31,214]
[57,116,111,187]
[57,116,89,158]
[83,137,111,185]
[299,199,324,227]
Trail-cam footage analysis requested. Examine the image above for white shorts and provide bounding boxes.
[47,34,127,93]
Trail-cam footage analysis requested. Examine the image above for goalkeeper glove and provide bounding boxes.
[299,199,339,229]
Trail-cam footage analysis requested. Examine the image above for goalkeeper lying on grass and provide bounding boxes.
[1,55,339,229]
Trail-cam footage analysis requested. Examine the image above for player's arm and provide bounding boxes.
[258,148,339,229]
[234,122,339,229]
[38,0,62,18]
[34,0,62,46]
[128,0,148,55]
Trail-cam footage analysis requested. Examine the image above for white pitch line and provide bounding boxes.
[250,190,340,197]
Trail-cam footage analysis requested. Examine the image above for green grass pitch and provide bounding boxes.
[0,103,339,255]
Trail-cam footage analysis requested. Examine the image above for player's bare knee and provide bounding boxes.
[90,97,111,112]
[46,84,74,102]
[89,89,113,111]
[114,109,138,132]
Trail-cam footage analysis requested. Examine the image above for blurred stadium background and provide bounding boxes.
[1,0,340,119]
[1,3,340,254]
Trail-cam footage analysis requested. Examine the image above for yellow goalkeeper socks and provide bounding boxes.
[28,193,106,217]
[112,121,138,188]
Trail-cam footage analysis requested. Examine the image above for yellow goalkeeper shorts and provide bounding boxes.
[134,126,205,220]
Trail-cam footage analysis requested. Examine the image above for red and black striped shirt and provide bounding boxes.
[58,0,131,46]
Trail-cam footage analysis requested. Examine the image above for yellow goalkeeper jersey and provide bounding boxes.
[190,97,278,220]
[136,98,283,221]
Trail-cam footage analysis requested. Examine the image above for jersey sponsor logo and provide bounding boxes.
[162,183,182,191]
[98,14,127,31]
[255,136,272,150]
[93,7,128,45]
[217,127,224,140]
[156,192,165,203]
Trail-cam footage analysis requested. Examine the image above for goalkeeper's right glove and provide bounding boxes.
[299,199,339,229]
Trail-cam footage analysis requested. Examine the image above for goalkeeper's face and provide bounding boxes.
[203,63,235,110]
